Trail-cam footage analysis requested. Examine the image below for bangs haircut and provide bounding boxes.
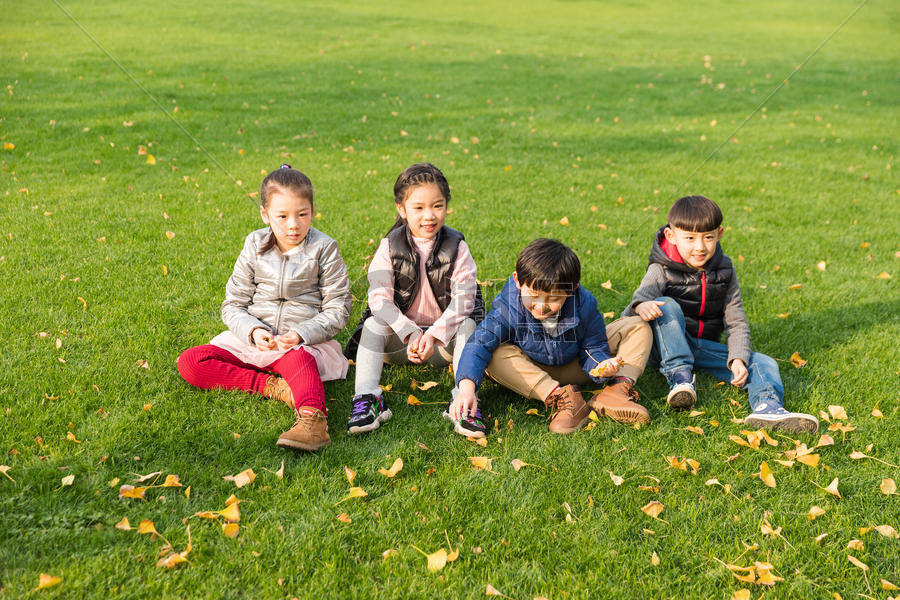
[515,238,580,294]
[667,195,723,232]
[258,164,314,254]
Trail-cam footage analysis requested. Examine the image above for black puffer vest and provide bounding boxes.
[649,226,733,341]
[343,224,485,359]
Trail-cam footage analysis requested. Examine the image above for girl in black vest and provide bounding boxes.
[345,163,484,435]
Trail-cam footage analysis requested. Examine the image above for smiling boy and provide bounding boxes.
[449,238,652,437]
[625,195,818,433]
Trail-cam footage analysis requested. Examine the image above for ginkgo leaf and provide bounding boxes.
[115,517,132,530]
[511,459,531,472]
[336,513,352,524]
[640,500,665,520]
[759,462,776,488]
[119,485,147,499]
[684,426,704,435]
[274,460,285,479]
[382,549,399,559]
[335,487,368,505]
[666,456,687,471]
[822,477,841,498]
[411,379,438,391]
[468,436,488,447]
[847,555,868,571]
[731,590,751,600]
[847,539,864,551]
[775,460,795,467]
[874,525,898,538]
[486,583,504,596]
[160,474,182,487]
[60,474,74,487]
[138,519,159,536]
[651,551,660,566]
[345,466,356,485]
[609,471,624,486]
[875,271,891,280]
[407,395,422,406]
[754,562,783,586]
[66,431,81,443]
[796,453,820,468]
[0,465,14,482]
[729,435,750,448]
[133,471,162,483]
[789,352,807,368]
[807,506,826,520]
[871,406,883,418]
[222,522,239,538]
[225,493,239,506]
[156,547,190,569]
[525,408,539,415]
[193,511,219,520]
[223,468,256,488]
[147,154,157,165]
[688,410,706,417]
[828,405,848,420]
[378,457,404,478]
[36,573,62,590]
[814,533,828,544]
[881,478,897,495]
[219,501,241,523]
[469,456,492,471]
[882,579,899,591]
[815,435,834,448]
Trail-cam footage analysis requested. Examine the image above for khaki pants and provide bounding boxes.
[484,316,651,401]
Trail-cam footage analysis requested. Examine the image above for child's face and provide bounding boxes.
[260,190,313,252]
[664,225,723,269]
[513,273,573,321]
[396,183,447,239]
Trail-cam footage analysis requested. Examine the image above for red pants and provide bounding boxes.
[177,345,326,413]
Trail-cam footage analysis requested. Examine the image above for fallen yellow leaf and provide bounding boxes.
[882,578,899,591]
[115,517,132,530]
[640,500,665,520]
[486,583,504,596]
[407,394,422,406]
[511,459,531,472]
[875,271,891,280]
[336,513,352,524]
[822,477,841,498]
[378,457,404,478]
[335,487,368,505]
[609,471,624,486]
[828,405,848,420]
[874,524,898,538]
[881,478,897,495]
[222,522,239,538]
[759,461,776,488]
[161,474,182,487]
[36,573,62,590]
[807,506,826,520]
[651,551,660,566]
[223,468,256,488]
[789,352,807,368]
[847,555,868,571]
[345,466,356,485]
[847,539,864,551]
[146,154,157,165]
[0,465,14,482]
[559,216,570,226]
[469,456,492,471]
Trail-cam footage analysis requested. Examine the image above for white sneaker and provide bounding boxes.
[745,403,818,433]
[666,375,696,410]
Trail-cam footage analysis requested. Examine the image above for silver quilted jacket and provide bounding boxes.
[221,227,352,346]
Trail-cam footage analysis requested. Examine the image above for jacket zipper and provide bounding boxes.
[697,271,707,338]
[274,255,288,333]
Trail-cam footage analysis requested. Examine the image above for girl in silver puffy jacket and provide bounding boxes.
[177,165,352,452]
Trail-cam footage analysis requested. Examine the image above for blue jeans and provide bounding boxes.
[647,297,784,411]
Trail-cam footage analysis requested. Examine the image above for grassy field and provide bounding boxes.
[1,0,898,598]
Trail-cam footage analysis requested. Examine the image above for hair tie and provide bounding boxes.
[280,163,292,170]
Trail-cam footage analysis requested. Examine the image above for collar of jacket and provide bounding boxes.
[502,275,580,335]
[649,225,725,273]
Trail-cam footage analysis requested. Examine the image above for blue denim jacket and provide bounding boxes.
[455,276,612,391]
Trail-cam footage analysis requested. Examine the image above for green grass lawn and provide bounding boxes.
[1,0,898,597]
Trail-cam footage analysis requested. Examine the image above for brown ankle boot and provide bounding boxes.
[276,407,331,451]
[545,384,592,434]
[264,375,294,410]
[589,380,650,425]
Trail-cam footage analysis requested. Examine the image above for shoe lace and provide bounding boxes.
[350,396,374,417]
[293,409,321,432]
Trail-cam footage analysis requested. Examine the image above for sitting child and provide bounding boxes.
[625,194,818,433]
[343,163,483,435]
[449,238,653,437]
[177,165,352,452]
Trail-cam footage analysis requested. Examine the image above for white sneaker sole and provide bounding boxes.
[666,382,696,410]
[744,412,818,433]
[442,410,486,438]
[347,409,393,435]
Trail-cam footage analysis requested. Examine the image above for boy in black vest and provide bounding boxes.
[625,195,818,433]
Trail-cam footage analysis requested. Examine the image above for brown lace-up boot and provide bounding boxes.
[276,407,331,451]
[545,384,592,434]
[589,379,650,425]
[264,375,294,410]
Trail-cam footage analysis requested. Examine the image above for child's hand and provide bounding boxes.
[635,300,666,321]
[730,358,749,387]
[252,328,277,351]
[590,356,624,378]
[275,331,301,351]
[450,384,478,421]
[406,331,426,363]
[412,332,436,363]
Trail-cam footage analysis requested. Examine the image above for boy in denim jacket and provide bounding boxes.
[625,195,817,433]
[449,239,653,437]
